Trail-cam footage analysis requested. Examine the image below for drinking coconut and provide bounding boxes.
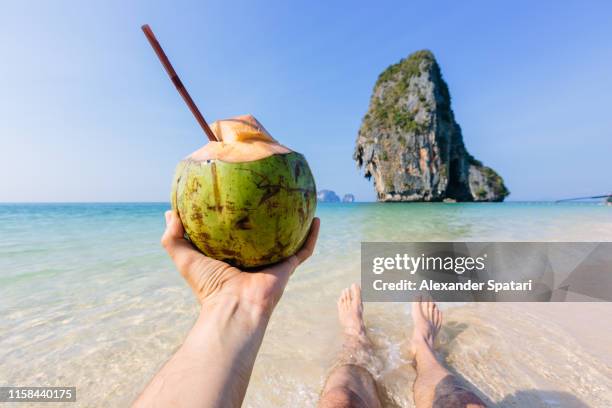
[171,115,316,267]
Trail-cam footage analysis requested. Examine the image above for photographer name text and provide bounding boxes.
[372,279,533,293]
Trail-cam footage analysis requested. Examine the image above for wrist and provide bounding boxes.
[198,292,272,329]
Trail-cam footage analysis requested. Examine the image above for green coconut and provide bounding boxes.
[171,115,316,268]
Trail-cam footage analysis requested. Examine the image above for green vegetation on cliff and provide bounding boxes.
[362,50,449,137]
[354,49,509,202]
[482,166,510,198]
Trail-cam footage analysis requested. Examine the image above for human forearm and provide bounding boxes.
[136,213,319,407]
[134,294,270,408]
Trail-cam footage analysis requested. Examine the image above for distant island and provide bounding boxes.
[317,190,340,202]
[354,50,509,202]
[317,190,356,203]
[342,194,355,203]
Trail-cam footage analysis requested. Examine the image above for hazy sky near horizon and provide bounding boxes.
[1,0,611,202]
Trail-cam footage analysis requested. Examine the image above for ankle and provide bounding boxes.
[412,332,436,353]
[413,331,428,343]
[343,323,367,338]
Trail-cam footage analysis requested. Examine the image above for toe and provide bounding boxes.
[411,300,421,321]
[420,300,429,321]
[412,296,424,321]
[338,288,347,307]
[428,301,436,321]
[350,283,361,305]
[343,288,350,306]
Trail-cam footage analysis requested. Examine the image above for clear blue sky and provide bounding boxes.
[1,0,611,202]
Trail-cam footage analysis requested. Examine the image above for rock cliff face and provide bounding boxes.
[354,50,509,202]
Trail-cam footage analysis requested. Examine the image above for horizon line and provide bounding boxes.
[0,200,605,204]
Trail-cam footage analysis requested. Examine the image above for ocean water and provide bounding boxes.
[1,202,611,407]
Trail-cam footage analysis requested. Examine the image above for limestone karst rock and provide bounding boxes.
[354,50,509,202]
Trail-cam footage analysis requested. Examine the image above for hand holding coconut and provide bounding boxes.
[136,25,320,408]
[161,210,320,309]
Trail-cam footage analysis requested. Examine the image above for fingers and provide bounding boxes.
[264,218,320,291]
[161,211,205,278]
[294,217,321,265]
[277,217,320,274]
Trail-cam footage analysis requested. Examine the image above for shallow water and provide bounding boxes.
[1,203,611,407]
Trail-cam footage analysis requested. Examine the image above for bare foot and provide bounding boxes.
[337,283,367,340]
[410,300,486,408]
[411,298,443,356]
[321,285,381,408]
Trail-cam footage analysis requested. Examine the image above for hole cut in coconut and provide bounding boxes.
[189,114,292,163]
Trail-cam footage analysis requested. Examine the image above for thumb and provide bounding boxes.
[162,210,185,242]
[161,210,187,250]
[161,210,239,302]
[161,211,203,274]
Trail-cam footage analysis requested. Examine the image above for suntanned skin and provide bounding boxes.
[319,287,487,408]
[133,211,320,408]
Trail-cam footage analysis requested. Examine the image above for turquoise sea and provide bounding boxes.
[1,202,611,407]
